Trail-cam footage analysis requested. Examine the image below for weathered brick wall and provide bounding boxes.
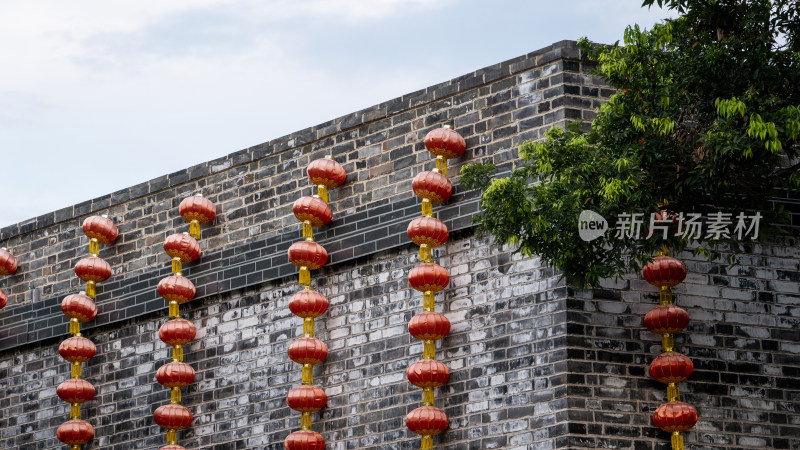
[0,40,798,450]
[0,233,567,450]
[565,241,800,449]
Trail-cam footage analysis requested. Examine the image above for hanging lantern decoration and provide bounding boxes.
[179,194,216,240]
[0,247,10,309]
[405,125,464,449]
[154,195,215,449]
[57,420,95,448]
[643,252,697,450]
[285,156,346,449]
[0,247,17,309]
[407,217,449,263]
[57,215,117,450]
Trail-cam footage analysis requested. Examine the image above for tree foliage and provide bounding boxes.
[460,0,800,287]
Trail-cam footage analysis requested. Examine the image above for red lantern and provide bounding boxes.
[179,195,217,225]
[409,312,451,341]
[0,248,17,276]
[307,158,346,187]
[413,171,453,204]
[61,293,97,322]
[652,402,698,432]
[57,379,96,404]
[407,360,450,388]
[74,257,112,283]
[82,216,118,244]
[644,305,690,335]
[286,385,327,413]
[153,403,193,430]
[288,337,328,365]
[157,362,196,388]
[57,419,95,445]
[164,234,202,263]
[160,446,187,450]
[289,290,329,318]
[293,197,333,227]
[407,217,449,248]
[406,406,449,436]
[424,127,466,159]
[285,430,325,450]
[59,336,97,363]
[650,352,694,384]
[158,276,196,304]
[0,289,6,309]
[643,256,687,287]
[159,318,197,346]
[288,241,328,270]
[408,264,450,293]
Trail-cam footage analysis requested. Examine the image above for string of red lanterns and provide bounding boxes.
[0,247,18,309]
[643,253,698,450]
[405,125,465,449]
[57,215,118,450]
[284,156,346,450]
[153,194,216,449]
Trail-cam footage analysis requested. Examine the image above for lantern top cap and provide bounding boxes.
[194,193,203,197]
[182,232,189,236]
[326,155,334,160]
[1,247,6,252]
[443,124,453,130]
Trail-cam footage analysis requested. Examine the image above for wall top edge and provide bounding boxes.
[0,40,583,242]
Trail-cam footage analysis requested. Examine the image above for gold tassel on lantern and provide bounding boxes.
[303,221,314,241]
[303,318,315,337]
[69,318,81,336]
[434,156,447,176]
[85,281,96,299]
[660,286,673,305]
[301,364,313,384]
[173,345,184,362]
[419,244,432,263]
[421,436,433,450]
[89,238,99,257]
[166,429,177,444]
[301,412,312,430]
[189,220,201,239]
[662,334,674,352]
[71,362,82,378]
[299,267,310,286]
[422,387,434,406]
[172,258,182,275]
[667,383,680,401]
[672,431,684,450]
[169,301,179,319]
[171,387,182,403]
[423,292,435,312]
[423,340,436,359]
[317,185,328,203]
[421,199,432,217]
[70,403,81,419]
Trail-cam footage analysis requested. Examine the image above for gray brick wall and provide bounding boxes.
[564,242,800,449]
[0,235,567,449]
[0,40,798,449]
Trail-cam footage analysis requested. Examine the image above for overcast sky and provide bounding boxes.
[0,0,674,227]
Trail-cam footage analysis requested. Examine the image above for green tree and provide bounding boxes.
[460,0,800,287]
